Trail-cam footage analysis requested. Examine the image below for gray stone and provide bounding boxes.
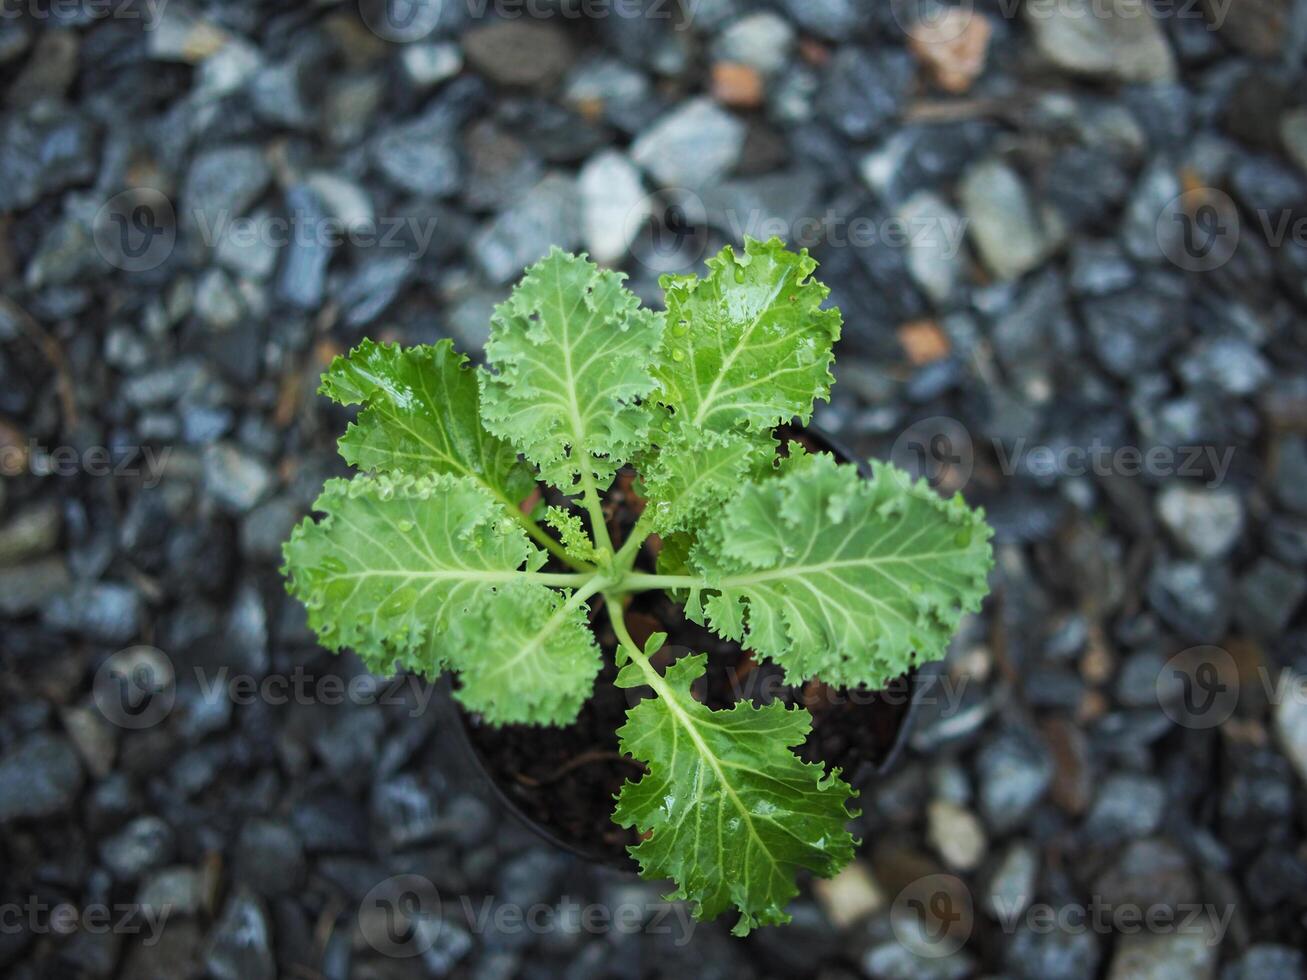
[471,173,580,284]
[42,582,141,643]
[0,733,83,822]
[1106,928,1218,980]
[0,557,71,615]
[1069,239,1136,296]
[215,208,278,281]
[1223,944,1305,980]
[1283,107,1307,176]
[1156,484,1244,560]
[138,867,204,918]
[1007,923,1101,980]
[183,145,271,232]
[959,159,1049,280]
[305,173,374,233]
[775,0,871,40]
[277,184,333,309]
[897,191,967,305]
[0,500,60,567]
[700,169,821,242]
[204,891,275,980]
[1026,0,1176,82]
[101,816,175,881]
[1178,337,1270,396]
[1273,679,1307,786]
[1083,284,1181,378]
[715,12,794,75]
[370,107,462,197]
[976,728,1052,833]
[0,105,97,212]
[579,150,648,264]
[203,443,273,513]
[233,819,304,897]
[862,939,975,980]
[401,42,463,88]
[1147,559,1231,644]
[820,46,914,143]
[984,843,1038,922]
[60,705,116,779]
[631,98,746,190]
[195,268,243,329]
[462,21,575,89]
[1084,772,1166,842]
[1236,557,1307,638]
[1122,160,1182,262]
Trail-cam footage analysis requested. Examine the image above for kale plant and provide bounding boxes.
[283,238,994,934]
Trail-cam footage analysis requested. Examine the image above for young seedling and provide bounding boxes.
[283,237,993,934]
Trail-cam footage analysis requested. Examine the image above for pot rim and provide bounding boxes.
[450,422,942,866]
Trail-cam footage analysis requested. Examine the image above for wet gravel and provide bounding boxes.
[2,1,1307,977]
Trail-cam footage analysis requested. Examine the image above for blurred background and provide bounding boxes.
[1,0,1306,977]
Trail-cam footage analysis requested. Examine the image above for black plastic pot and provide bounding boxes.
[449,424,942,867]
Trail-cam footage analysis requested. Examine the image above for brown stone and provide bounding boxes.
[909,9,993,94]
[897,319,952,365]
[711,62,765,109]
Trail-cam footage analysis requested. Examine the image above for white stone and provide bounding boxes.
[927,799,987,871]
[578,150,649,265]
[630,98,746,190]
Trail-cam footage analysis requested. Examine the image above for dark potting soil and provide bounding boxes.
[457,429,917,867]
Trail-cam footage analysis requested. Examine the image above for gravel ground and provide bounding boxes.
[2,1,1307,978]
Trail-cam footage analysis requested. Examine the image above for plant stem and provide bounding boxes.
[616,571,702,593]
[528,571,602,588]
[611,508,656,574]
[578,468,614,557]
[606,598,666,689]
